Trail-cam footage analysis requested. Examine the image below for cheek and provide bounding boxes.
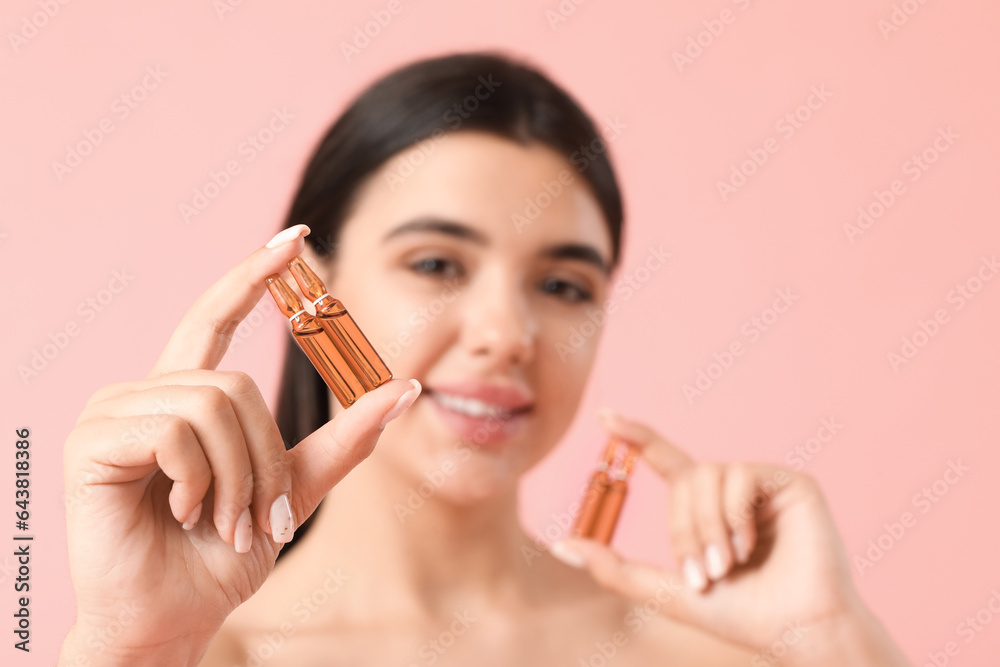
[536,313,603,407]
[364,283,456,378]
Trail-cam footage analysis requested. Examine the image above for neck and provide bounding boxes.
[292,448,538,623]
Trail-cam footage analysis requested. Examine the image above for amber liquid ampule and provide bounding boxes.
[570,468,610,539]
[287,256,393,392]
[589,479,627,545]
[570,438,620,539]
[265,275,365,408]
[589,444,638,545]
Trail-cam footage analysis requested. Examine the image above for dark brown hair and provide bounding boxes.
[274,52,624,557]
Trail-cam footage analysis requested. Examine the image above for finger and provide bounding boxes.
[598,408,693,481]
[691,464,734,582]
[149,224,310,377]
[213,371,294,544]
[288,378,421,522]
[723,464,761,564]
[668,474,708,592]
[550,538,693,618]
[95,370,295,544]
[84,384,254,547]
[64,415,211,528]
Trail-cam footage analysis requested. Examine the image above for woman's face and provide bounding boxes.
[308,131,614,503]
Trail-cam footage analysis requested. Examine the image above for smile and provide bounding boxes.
[427,391,530,420]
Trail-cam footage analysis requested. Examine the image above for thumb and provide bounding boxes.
[287,378,421,521]
[550,538,697,622]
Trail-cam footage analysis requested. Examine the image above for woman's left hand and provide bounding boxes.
[552,409,909,665]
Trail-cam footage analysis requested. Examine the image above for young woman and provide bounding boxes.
[59,53,910,665]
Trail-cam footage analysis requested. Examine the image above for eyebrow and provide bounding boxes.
[382,216,610,275]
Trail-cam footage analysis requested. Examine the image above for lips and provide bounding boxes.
[423,380,534,446]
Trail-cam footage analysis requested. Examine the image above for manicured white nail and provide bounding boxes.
[265,224,309,249]
[234,507,253,553]
[379,379,421,429]
[269,494,295,543]
[683,556,708,591]
[550,541,586,568]
[181,502,202,530]
[705,544,726,580]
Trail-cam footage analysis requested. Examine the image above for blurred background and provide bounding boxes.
[2,1,998,664]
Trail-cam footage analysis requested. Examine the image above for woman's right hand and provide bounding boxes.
[59,225,421,666]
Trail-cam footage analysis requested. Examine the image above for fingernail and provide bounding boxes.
[181,502,202,530]
[234,507,253,553]
[379,379,421,429]
[269,494,295,543]
[265,224,310,249]
[550,541,586,569]
[731,532,749,563]
[683,556,708,592]
[704,544,726,580]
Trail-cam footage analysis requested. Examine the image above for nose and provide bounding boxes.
[460,271,536,369]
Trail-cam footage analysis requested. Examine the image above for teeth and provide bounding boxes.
[433,392,513,418]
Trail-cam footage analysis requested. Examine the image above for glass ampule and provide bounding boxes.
[287,256,393,392]
[570,438,619,539]
[265,274,365,408]
[589,442,638,545]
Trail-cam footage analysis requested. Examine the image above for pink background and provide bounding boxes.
[3,1,999,664]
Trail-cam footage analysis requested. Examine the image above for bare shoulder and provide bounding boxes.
[532,555,755,665]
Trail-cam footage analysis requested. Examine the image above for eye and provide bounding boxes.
[539,276,594,303]
[408,256,464,280]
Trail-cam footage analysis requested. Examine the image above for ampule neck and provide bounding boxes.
[312,293,346,317]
